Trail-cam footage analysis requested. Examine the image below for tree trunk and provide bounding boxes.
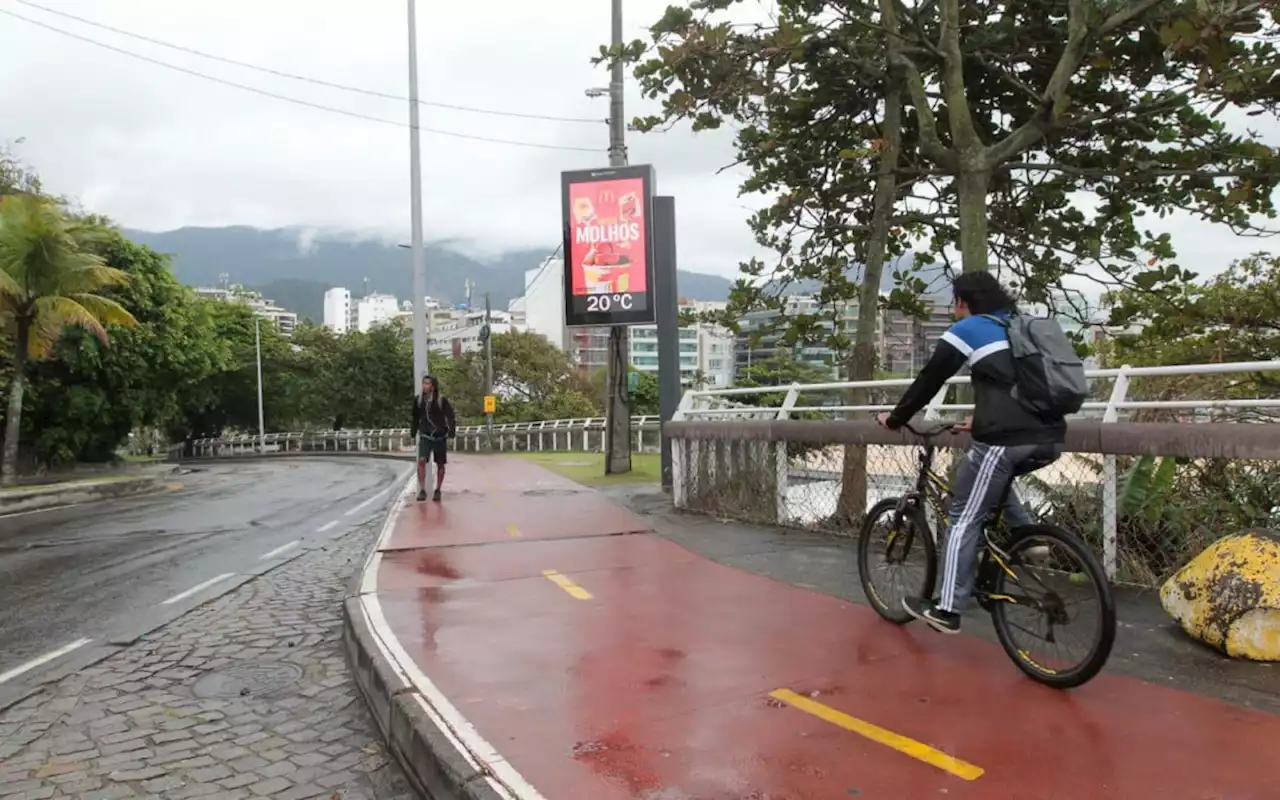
[836,38,905,527]
[956,162,991,273]
[2,319,30,486]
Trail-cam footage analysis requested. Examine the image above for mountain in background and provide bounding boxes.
[124,226,736,323]
[124,226,951,323]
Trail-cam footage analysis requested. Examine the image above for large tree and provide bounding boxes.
[22,233,229,464]
[0,194,136,482]
[616,0,1280,519]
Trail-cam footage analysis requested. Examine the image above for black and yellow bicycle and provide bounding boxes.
[857,421,1116,689]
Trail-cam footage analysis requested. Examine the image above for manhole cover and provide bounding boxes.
[522,488,585,497]
[192,662,304,699]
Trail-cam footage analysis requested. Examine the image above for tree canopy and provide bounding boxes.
[616,0,1280,358]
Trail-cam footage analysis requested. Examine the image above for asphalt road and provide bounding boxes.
[0,457,410,688]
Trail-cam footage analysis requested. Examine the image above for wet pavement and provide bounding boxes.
[0,458,407,696]
[0,513,413,799]
[370,455,1278,799]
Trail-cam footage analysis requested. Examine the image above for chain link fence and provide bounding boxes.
[671,412,1280,588]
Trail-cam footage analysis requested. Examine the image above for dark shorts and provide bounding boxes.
[417,434,447,464]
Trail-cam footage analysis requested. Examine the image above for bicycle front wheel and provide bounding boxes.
[990,524,1116,689]
[858,498,937,624]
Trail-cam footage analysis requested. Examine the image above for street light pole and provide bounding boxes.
[407,0,428,396]
[254,317,265,453]
[603,0,632,475]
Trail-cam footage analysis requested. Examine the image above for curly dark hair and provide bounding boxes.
[952,272,1017,316]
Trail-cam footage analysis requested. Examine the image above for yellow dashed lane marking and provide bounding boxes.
[165,482,185,492]
[768,689,984,781]
[542,569,592,600]
[506,524,522,538]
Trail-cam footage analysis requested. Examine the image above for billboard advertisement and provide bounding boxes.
[561,164,656,328]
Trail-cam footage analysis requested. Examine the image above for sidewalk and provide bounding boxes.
[348,455,1277,800]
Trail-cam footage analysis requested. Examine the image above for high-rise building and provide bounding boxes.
[521,257,567,351]
[355,293,400,332]
[323,287,352,334]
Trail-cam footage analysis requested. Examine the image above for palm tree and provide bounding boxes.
[0,193,138,483]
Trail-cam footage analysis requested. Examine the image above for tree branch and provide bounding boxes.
[890,52,956,168]
[938,0,980,149]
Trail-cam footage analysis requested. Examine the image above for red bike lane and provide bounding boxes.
[370,456,1276,799]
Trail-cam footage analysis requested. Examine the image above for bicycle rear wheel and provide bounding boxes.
[989,524,1116,689]
[858,498,937,624]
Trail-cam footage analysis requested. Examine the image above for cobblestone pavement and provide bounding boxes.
[0,524,413,800]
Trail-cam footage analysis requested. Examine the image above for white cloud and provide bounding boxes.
[1,0,1275,287]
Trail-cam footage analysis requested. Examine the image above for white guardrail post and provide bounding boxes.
[1100,366,1130,581]
[774,384,800,524]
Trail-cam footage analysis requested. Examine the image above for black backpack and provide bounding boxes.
[983,314,1088,417]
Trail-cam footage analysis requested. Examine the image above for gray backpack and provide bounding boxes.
[983,314,1087,418]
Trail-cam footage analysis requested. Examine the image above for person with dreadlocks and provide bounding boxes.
[411,374,456,501]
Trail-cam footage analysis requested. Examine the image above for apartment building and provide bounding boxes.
[194,285,298,337]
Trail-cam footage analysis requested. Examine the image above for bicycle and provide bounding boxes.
[856,420,1116,689]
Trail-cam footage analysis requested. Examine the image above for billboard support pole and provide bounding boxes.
[653,197,679,491]
[604,0,631,475]
[484,293,494,450]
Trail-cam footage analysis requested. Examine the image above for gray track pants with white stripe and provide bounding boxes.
[939,440,1062,613]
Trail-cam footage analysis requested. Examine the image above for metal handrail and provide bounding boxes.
[675,359,1280,420]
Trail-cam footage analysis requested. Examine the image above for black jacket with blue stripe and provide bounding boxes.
[886,312,1066,446]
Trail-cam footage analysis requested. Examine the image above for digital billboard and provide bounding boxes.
[561,164,656,328]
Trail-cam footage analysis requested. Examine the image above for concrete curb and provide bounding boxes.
[342,598,504,800]
[0,474,171,515]
[341,478,514,800]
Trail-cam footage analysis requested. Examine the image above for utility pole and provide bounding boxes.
[484,293,494,449]
[254,317,265,454]
[406,0,428,395]
[604,0,632,475]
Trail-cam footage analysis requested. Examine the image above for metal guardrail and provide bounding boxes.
[668,359,1280,585]
[173,415,665,461]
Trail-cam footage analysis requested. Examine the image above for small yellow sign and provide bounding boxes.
[484,394,496,414]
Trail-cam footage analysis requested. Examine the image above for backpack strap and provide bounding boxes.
[979,313,1011,328]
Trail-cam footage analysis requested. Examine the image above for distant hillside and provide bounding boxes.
[124,226,736,321]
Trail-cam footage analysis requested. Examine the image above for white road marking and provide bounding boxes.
[0,638,93,685]
[359,470,416,597]
[259,540,301,560]
[316,520,339,533]
[343,485,393,517]
[0,502,84,519]
[161,573,235,606]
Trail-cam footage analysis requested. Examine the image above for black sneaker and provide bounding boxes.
[902,597,961,635]
[416,489,427,502]
[432,489,441,502]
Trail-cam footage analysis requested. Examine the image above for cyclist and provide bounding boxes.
[411,374,456,502]
[876,272,1064,634]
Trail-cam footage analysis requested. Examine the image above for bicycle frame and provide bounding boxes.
[885,435,1039,611]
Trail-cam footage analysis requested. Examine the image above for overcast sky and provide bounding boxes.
[1,0,1276,285]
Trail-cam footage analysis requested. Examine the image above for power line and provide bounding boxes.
[13,0,604,125]
[0,8,602,153]
[513,244,564,305]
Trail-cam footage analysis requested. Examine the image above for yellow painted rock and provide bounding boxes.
[1160,530,1280,661]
